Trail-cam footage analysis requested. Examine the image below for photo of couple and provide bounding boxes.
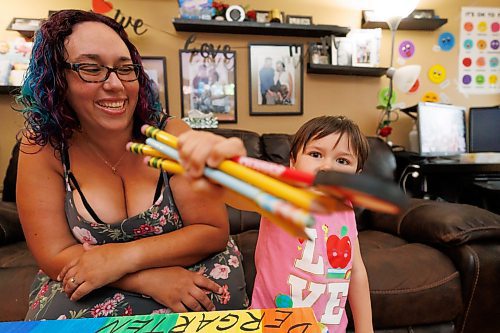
[249,44,303,116]
[258,57,294,105]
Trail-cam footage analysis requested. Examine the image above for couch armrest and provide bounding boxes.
[368,199,500,246]
[0,202,24,246]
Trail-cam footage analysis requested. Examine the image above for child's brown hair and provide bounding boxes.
[290,116,369,172]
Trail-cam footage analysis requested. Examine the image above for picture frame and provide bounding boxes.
[348,28,381,67]
[254,10,285,23]
[179,49,237,123]
[286,15,313,25]
[249,43,303,116]
[409,9,435,19]
[142,56,169,112]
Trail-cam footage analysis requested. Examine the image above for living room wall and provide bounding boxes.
[0,0,499,191]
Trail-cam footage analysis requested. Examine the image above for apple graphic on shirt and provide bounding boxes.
[327,225,351,269]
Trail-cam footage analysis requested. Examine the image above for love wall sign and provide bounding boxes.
[92,0,148,35]
[0,308,322,333]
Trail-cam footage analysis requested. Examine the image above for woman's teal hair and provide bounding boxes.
[16,9,164,154]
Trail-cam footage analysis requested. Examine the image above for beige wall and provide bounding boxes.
[0,0,499,190]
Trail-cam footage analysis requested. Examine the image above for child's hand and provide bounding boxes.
[177,131,246,178]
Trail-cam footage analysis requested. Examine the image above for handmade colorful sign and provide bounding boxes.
[0,308,322,333]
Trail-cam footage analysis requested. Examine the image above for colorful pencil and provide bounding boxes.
[144,138,315,227]
[231,156,314,187]
[144,153,312,240]
[127,142,169,159]
[141,125,339,214]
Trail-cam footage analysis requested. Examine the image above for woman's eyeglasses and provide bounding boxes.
[63,62,142,83]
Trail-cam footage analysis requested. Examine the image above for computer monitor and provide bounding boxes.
[469,106,500,153]
[417,102,467,157]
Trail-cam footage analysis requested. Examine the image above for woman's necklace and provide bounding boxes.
[86,140,127,175]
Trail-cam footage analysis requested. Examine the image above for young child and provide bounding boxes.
[251,116,373,333]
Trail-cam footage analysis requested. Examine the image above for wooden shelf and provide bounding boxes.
[307,63,388,77]
[6,17,41,39]
[172,18,349,37]
[362,17,447,31]
[0,86,20,95]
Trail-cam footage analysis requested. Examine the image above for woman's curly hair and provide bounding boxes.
[16,9,164,154]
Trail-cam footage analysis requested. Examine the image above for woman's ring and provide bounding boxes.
[70,277,77,284]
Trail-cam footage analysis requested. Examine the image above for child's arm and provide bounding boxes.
[348,238,374,333]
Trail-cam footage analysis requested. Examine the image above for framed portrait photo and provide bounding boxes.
[286,15,313,25]
[142,56,168,112]
[348,28,381,67]
[179,50,237,123]
[254,10,285,23]
[249,43,303,116]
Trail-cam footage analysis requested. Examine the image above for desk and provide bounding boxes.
[395,152,500,214]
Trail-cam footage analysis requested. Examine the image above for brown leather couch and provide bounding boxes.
[1,129,500,333]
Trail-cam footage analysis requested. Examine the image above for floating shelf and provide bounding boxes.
[6,17,41,39]
[172,18,349,37]
[362,17,448,31]
[307,63,388,77]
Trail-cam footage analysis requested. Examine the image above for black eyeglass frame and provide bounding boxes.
[63,62,142,83]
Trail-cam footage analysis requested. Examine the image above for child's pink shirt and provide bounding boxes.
[251,210,358,333]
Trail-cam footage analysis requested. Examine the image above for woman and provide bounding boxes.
[266,61,293,105]
[17,10,247,320]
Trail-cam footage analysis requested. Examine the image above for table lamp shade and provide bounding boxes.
[392,65,421,93]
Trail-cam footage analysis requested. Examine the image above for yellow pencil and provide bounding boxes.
[144,156,311,240]
[127,142,169,159]
[141,125,342,214]
[146,156,185,174]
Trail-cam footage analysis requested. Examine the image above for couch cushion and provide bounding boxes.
[0,202,24,246]
[357,230,462,328]
[0,241,36,268]
[0,265,38,321]
[2,141,20,203]
[399,200,500,245]
[231,230,258,303]
[0,242,38,322]
[362,137,397,182]
[206,128,264,160]
[227,206,260,235]
[369,199,500,246]
[261,133,291,166]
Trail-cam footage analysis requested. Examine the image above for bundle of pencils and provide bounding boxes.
[128,125,408,239]
[127,125,349,239]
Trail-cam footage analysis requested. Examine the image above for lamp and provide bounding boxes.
[370,0,420,142]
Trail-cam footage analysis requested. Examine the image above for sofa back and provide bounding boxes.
[2,141,19,203]
[207,129,398,234]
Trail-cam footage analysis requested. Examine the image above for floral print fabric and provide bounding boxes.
[25,172,248,320]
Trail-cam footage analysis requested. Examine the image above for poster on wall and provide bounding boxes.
[458,7,499,95]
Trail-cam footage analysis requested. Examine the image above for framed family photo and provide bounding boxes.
[248,43,303,116]
[142,56,168,112]
[348,29,381,67]
[179,50,237,123]
[286,15,313,25]
[254,10,285,23]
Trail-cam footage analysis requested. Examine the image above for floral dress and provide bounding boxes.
[24,147,248,320]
